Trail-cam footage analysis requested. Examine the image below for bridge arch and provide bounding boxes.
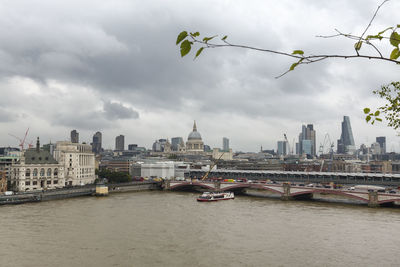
[170,181,215,191]
[290,189,370,203]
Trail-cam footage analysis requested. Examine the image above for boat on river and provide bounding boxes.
[197,192,234,202]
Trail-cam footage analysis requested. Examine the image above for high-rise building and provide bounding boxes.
[91,132,102,154]
[337,116,355,154]
[171,137,184,151]
[298,124,316,157]
[70,130,79,143]
[128,144,138,151]
[115,135,125,151]
[222,137,229,151]
[277,141,289,156]
[376,136,386,154]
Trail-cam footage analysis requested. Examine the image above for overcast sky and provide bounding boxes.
[0,0,399,153]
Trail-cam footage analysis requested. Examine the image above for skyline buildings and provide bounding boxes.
[298,124,316,158]
[223,137,229,152]
[376,136,386,154]
[91,132,102,154]
[277,140,289,156]
[337,116,356,154]
[70,130,79,143]
[115,135,125,151]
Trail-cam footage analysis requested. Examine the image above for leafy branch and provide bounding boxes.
[176,0,399,78]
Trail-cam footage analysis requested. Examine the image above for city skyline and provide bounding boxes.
[0,0,399,152]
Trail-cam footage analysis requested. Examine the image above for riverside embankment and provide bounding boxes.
[0,181,161,205]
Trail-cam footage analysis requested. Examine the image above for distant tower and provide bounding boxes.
[171,137,184,151]
[222,137,229,151]
[91,131,102,154]
[298,124,316,157]
[376,136,386,154]
[277,140,289,156]
[337,116,355,154]
[70,130,79,143]
[115,135,125,151]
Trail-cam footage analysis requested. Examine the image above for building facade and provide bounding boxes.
[223,137,230,151]
[10,138,65,191]
[298,124,316,158]
[376,136,386,154]
[53,141,96,186]
[92,131,102,154]
[71,129,79,143]
[337,116,356,154]
[115,135,125,151]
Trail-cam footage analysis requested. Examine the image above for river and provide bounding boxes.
[1,191,399,267]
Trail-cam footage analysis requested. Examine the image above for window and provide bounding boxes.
[47,168,51,177]
[33,168,38,177]
[54,168,58,177]
[40,168,45,177]
[26,169,31,177]
[26,181,30,186]
[33,181,37,185]
[47,180,51,185]
[54,180,58,184]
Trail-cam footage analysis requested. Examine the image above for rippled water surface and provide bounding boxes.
[1,191,400,267]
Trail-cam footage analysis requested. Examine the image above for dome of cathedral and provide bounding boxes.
[187,121,202,140]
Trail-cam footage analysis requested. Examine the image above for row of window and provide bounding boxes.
[26,168,58,177]
[25,180,59,186]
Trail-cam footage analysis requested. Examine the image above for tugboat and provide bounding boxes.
[197,192,234,202]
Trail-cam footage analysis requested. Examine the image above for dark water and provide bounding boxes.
[1,191,400,267]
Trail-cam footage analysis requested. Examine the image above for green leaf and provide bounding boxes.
[390,32,400,47]
[195,47,204,59]
[221,35,228,41]
[390,48,400,60]
[378,27,393,35]
[289,62,298,71]
[376,118,382,122]
[354,41,362,51]
[176,31,188,45]
[366,34,383,40]
[180,40,191,57]
[366,115,371,122]
[190,32,200,37]
[363,108,371,114]
[374,110,380,116]
[292,50,304,55]
[203,36,216,43]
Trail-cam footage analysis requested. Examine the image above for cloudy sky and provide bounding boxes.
[0,0,399,152]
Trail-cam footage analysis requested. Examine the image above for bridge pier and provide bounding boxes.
[164,180,171,190]
[281,183,293,201]
[368,191,379,207]
[214,181,221,191]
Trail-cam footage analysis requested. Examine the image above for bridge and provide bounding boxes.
[185,169,400,186]
[164,180,400,207]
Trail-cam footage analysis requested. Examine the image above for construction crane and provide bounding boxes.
[8,128,30,151]
[319,133,334,155]
[201,152,225,181]
[283,134,294,155]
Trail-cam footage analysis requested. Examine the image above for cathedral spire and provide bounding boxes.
[193,120,197,132]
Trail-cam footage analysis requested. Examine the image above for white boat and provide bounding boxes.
[197,192,234,202]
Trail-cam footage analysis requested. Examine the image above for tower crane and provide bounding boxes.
[8,128,30,151]
[283,134,294,155]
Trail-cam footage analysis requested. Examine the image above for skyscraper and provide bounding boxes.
[376,136,386,154]
[171,137,184,151]
[222,137,229,151]
[337,116,355,154]
[115,135,125,151]
[91,131,102,154]
[70,130,79,143]
[277,141,289,156]
[298,124,316,157]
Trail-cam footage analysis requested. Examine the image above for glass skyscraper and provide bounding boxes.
[337,116,355,154]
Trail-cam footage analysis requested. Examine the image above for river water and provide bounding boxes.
[1,191,400,267]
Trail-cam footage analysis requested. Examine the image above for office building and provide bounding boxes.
[337,116,356,154]
[277,141,289,156]
[376,136,386,154]
[223,137,229,151]
[171,137,184,151]
[115,135,125,151]
[71,130,79,143]
[91,132,102,154]
[298,124,316,157]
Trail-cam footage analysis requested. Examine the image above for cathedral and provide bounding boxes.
[186,121,204,153]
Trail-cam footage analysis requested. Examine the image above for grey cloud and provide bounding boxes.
[103,101,139,120]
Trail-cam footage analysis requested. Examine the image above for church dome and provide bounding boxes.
[187,121,202,140]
